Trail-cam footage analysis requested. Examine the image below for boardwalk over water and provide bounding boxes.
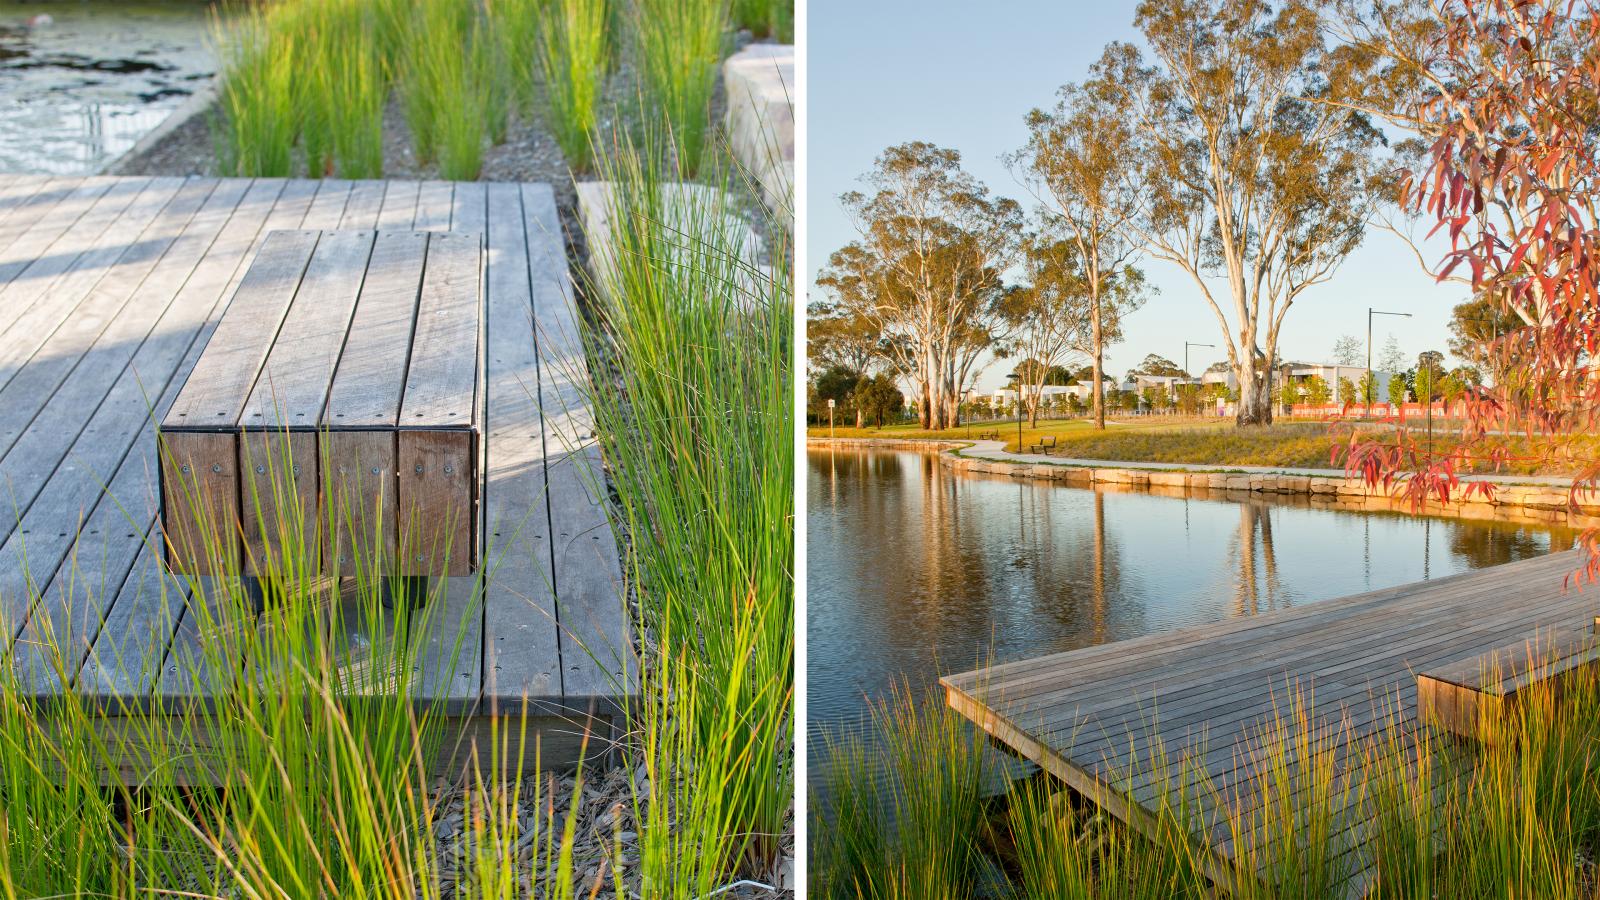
[0,174,633,774]
[944,549,1598,893]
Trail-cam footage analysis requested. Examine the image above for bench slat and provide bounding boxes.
[1417,627,1600,739]
[240,230,375,430]
[400,231,481,429]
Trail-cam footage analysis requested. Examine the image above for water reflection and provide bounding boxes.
[807,448,1576,734]
[0,1,218,175]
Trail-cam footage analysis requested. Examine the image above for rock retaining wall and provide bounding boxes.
[939,452,1600,526]
[805,438,1598,527]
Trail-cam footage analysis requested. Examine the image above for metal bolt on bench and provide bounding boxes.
[157,229,484,609]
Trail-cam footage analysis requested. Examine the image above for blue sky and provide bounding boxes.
[806,0,1466,391]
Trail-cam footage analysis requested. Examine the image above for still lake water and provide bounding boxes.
[0,1,218,175]
[807,447,1575,736]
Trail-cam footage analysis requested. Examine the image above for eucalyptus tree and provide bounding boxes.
[1093,0,1388,426]
[806,299,882,377]
[818,142,1022,429]
[997,235,1095,427]
[1010,80,1152,430]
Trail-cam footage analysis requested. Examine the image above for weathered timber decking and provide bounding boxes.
[943,549,1599,894]
[0,175,634,774]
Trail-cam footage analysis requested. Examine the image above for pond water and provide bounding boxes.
[807,447,1576,737]
[0,1,218,175]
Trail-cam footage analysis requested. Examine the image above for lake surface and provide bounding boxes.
[0,1,218,175]
[807,447,1576,736]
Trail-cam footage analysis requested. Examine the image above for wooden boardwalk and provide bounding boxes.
[0,175,633,773]
[943,549,1599,893]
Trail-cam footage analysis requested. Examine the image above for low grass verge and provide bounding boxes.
[813,655,1600,898]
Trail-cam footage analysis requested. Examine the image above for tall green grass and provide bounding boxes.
[0,425,599,898]
[813,687,989,898]
[580,133,793,893]
[534,0,611,172]
[731,0,791,42]
[631,0,729,176]
[814,651,1600,898]
[213,6,296,178]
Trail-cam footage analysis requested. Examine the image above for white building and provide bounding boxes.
[1278,363,1390,406]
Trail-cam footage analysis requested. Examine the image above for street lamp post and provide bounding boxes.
[1367,308,1412,414]
[1185,342,1215,415]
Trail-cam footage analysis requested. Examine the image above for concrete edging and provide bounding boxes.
[101,77,218,175]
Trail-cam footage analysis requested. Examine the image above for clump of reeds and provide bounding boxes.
[212,6,296,177]
[579,131,793,893]
[396,0,485,179]
[812,686,988,898]
[631,0,729,176]
[327,38,387,178]
[534,0,611,171]
[731,0,791,42]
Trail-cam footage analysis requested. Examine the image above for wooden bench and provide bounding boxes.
[1028,435,1058,455]
[1416,626,1600,741]
[158,229,483,602]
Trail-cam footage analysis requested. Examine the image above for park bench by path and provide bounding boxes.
[1027,435,1057,456]
[158,228,482,604]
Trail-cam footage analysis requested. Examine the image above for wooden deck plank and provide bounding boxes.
[416,573,483,708]
[0,178,167,364]
[399,232,481,429]
[377,181,421,229]
[338,180,387,230]
[323,231,426,427]
[477,182,561,707]
[0,178,75,259]
[76,179,319,701]
[0,178,193,389]
[414,181,454,232]
[525,182,632,710]
[0,178,117,297]
[239,230,375,429]
[163,229,320,428]
[73,540,189,703]
[303,179,353,229]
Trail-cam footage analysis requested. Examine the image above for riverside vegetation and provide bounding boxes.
[814,663,1600,898]
[212,0,786,180]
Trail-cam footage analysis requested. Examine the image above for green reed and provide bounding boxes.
[534,0,611,171]
[631,0,729,175]
[212,6,296,178]
[731,0,791,42]
[579,132,793,893]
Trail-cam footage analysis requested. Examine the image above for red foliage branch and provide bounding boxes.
[1349,0,1600,584]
